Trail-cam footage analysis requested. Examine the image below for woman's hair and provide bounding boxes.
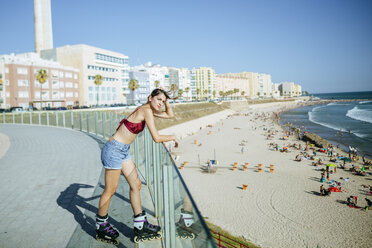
[148,88,170,101]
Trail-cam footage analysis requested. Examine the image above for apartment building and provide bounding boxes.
[0,53,79,109]
[178,68,191,100]
[191,67,216,100]
[41,44,129,106]
[216,73,250,98]
[131,62,169,90]
[128,71,151,105]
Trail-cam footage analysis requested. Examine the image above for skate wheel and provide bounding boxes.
[181,235,187,240]
[156,231,163,239]
[149,236,155,241]
[134,236,141,244]
[189,233,195,240]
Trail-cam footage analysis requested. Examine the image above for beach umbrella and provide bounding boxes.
[340,157,352,162]
[326,163,336,167]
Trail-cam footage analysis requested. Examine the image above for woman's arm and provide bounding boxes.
[153,100,174,119]
[144,108,176,143]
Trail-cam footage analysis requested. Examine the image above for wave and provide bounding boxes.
[346,106,372,124]
[359,100,372,104]
[326,102,352,106]
[308,110,347,132]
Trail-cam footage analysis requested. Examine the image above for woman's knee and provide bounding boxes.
[103,185,118,196]
[131,179,142,192]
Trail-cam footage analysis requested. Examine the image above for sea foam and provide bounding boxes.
[359,100,372,104]
[308,106,347,132]
[346,106,372,124]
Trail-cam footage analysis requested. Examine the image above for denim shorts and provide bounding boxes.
[101,139,131,169]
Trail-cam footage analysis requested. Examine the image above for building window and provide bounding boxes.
[65,72,72,78]
[51,70,59,78]
[74,83,78,89]
[6,92,10,97]
[89,93,93,101]
[59,81,64,88]
[18,80,29,86]
[60,92,64,98]
[75,92,79,97]
[52,80,59,89]
[5,67,9,73]
[66,82,73,88]
[5,80,9,86]
[52,91,59,99]
[66,92,73,97]
[17,67,28,75]
[59,72,64,78]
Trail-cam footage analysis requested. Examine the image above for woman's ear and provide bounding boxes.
[148,95,152,102]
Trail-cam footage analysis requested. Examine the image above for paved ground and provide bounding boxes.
[0,124,158,248]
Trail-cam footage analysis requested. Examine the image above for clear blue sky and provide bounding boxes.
[1,0,371,93]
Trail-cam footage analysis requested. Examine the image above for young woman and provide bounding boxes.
[95,88,178,244]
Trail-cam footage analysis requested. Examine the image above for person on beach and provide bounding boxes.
[95,88,179,244]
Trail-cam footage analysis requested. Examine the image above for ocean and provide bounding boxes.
[280,91,372,158]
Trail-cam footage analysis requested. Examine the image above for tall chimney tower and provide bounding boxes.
[34,0,53,53]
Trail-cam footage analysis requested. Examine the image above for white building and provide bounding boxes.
[41,44,129,106]
[131,62,169,90]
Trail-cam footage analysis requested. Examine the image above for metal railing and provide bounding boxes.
[0,110,216,248]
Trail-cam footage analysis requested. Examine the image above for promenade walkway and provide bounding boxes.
[0,124,156,248]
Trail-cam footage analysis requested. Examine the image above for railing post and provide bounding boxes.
[144,129,149,185]
[56,111,59,126]
[38,111,41,125]
[2,112,5,123]
[71,111,74,129]
[95,111,98,135]
[30,112,32,125]
[12,112,15,124]
[86,112,89,133]
[21,112,24,124]
[102,112,105,140]
[152,142,159,216]
[79,111,82,131]
[163,156,176,248]
[110,112,113,136]
[63,111,66,128]
[47,112,49,126]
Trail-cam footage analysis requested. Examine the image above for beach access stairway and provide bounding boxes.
[0,110,216,248]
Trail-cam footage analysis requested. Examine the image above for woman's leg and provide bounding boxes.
[121,160,142,215]
[98,169,121,216]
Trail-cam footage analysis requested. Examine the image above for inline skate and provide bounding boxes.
[95,214,119,245]
[176,208,196,240]
[133,211,162,243]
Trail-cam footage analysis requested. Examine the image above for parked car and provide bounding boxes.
[57,107,67,111]
[10,107,24,112]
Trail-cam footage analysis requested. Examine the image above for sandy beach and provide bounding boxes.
[167,101,372,248]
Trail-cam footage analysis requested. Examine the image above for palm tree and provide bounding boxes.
[257,92,261,98]
[170,84,178,98]
[203,89,208,99]
[36,69,48,110]
[128,79,139,104]
[241,91,245,99]
[185,87,190,100]
[154,80,160,88]
[178,89,184,98]
[94,74,103,106]
[305,91,309,96]
[0,73,3,85]
[196,88,201,100]
[212,90,216,99]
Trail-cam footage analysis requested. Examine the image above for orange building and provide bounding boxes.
[0,53,79,110]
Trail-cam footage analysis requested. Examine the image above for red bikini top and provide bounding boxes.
[116,107,146,134]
